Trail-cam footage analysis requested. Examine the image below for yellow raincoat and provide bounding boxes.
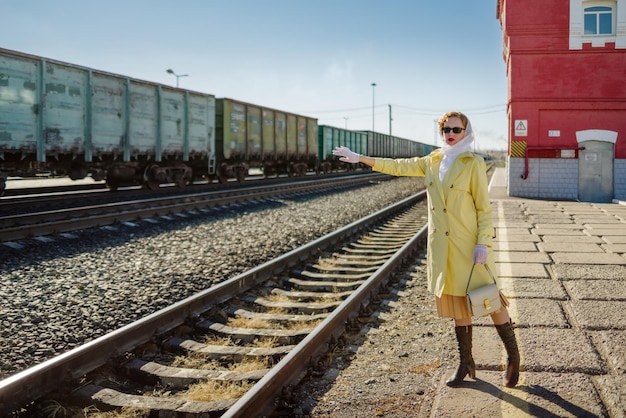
[373,149,495,297]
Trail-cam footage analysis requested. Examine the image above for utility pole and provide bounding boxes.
[371,82,376,132]
[389,104,392,136]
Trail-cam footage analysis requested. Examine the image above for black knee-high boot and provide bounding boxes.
[446,325,476,387]
[495,321,520,387]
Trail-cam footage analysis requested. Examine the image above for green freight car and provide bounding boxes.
[0,46,437,196]
[0,47,216,191]
[317,125,368,173]
[215,98,318,182]
[318,125,432,172]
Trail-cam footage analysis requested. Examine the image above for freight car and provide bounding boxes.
[0,47,437,195]
[0,47,217,192]
[214,98,318,182]
[317,125,436,173]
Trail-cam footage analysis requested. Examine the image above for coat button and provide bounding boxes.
[443,208,447,213]
[429,182,433,186]
[450,184,453,188]
[445,232,449,236]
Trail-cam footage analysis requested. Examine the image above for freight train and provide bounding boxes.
[0,47,437,195]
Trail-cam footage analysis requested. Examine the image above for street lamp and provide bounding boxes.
[166,68,188,88]
[371,82,376,132]
[344,117,349,129]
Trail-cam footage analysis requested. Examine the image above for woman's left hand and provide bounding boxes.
[473,244,488,264]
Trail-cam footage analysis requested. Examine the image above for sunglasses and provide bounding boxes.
[442,127,465,134]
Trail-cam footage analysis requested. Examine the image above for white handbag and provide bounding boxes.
[465,263,501,317]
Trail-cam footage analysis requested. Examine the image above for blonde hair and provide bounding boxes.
[438,111,469,133]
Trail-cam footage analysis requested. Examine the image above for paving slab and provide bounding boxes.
[429,371,606,418]
[541,235,604,243]
[528,217,573,224]
[497,277,568,300]
[588,330,626,374]
[565,300,626,330]
[493,241,537,251]
[494,251,551,263]
[494,234,541,243]
[584,223,626,229]
[506,298,569,328]
[514,328,604,374]
[550,252,626,264]
[564,280,626,300]
[552,263,626,280]
[537,242,604,253]
[530,218,575,224]
[496,263,549,278]
[532,228,586,236]
[575,218,625,224]
[533,223,578,229]
[592,375,626,418]
[602,235,626,244]
[587,228,626,236]
[496,227,532,235]
[493,221,532,228]
[601,243,626,253]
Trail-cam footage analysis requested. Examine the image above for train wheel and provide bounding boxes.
[92,169,106,182]
[106,180,120,191]
[175,164,191,188]
[176,177,188,188]
[143,164,160,190]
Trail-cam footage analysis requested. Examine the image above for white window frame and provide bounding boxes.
[570,0,626,49]
[584,5,615,35]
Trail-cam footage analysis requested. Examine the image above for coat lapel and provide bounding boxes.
[441,152,473,202]
[431,153,446,205]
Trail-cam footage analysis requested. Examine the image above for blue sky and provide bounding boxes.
[2,1,508,151]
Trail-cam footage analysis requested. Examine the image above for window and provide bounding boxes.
[584,6,614,35]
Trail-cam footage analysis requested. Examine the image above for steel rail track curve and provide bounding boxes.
[0,190,428,416]
[0,173,386,244]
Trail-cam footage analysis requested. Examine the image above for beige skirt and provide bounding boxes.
[436,291,509,320]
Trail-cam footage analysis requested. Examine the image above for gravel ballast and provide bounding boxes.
[0,176,430,380]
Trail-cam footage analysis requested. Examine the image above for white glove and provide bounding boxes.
[332,146,360,164]
[473,244,488,264]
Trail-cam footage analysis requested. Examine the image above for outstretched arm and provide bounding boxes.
[332,146,375,167]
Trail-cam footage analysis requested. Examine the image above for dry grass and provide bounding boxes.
[409,360,441,375]
[228,315,274,329]
[180,380,253,402]
[202,334,237,345]
[39,401,149,418]
[252,336,281,348]
[170,355,269,372]
[83,407,149,417]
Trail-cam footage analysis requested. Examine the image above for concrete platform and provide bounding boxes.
[429,167,626,417]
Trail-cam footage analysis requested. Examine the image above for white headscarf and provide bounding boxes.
[439,120,475,182]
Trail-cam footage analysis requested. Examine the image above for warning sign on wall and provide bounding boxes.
[514,120,527,137]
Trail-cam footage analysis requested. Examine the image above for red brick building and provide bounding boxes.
[497,0,626,202]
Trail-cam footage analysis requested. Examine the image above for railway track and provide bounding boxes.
[1,190,428,417]
[0,173,384,244]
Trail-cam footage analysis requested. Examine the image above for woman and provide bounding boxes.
[332,111,520,388]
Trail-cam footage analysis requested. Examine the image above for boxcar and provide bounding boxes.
[317,125,368,172]
[215,98,318,181]
[0,47,216,190]
[366,131,425,159]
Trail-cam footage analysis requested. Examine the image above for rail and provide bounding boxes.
[0,190,428,416]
